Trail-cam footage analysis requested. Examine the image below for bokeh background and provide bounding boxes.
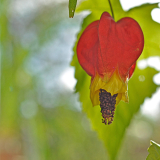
[1,0,160,160]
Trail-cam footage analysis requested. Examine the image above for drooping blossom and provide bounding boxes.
[77,12,144,124]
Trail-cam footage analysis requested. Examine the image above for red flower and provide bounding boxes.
[77,12,144,124]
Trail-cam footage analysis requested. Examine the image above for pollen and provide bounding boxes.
[99,89,118,125]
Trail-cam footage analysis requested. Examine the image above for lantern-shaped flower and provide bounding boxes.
[77,12,144,125]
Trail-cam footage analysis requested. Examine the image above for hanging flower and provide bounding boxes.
[77,12,144,125]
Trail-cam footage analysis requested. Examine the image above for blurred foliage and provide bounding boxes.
[71,0,160,159]
[0,0,160,160]
[0,0,108,159]
[147,140,160,160]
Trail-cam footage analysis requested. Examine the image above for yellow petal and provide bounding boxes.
[90,69,129,106]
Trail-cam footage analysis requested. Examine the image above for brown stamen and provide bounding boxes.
[99,89,118,125]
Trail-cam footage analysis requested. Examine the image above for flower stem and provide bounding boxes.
[108,0,114,20]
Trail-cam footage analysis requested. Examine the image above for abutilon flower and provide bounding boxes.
[77,12,144,125]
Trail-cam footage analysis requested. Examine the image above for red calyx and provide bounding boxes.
[77,12,144,81]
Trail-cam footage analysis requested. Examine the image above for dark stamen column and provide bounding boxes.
[99,89,118,125]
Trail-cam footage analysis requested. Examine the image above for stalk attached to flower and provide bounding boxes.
[77,12,144,125]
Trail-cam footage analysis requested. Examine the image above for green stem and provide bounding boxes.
[108,0,114,20]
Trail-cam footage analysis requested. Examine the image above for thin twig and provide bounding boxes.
[108,0,114,20]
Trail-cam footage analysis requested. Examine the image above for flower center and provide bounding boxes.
[99,89,118,125]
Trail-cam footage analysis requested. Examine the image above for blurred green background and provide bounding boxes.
[1,0,160,160]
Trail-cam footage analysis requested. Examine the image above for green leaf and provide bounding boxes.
[147,140,160,160]
[69,0,77,18]
[76,0,124,17]
[72,58,158,160]
[71,0,160,159]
